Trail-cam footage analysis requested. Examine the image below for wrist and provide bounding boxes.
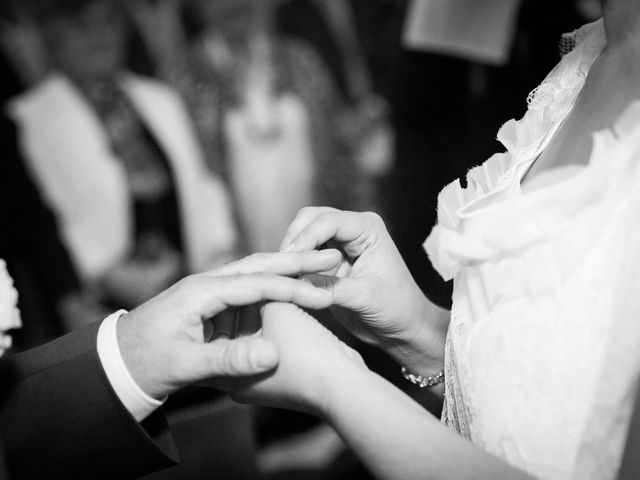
[98,311,166,421]
[385,299,448,380]
[117,311,168,400]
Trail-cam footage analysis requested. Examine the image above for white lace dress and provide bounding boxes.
[425,21,640,480]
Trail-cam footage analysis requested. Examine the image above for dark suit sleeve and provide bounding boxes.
[1,321,180,480]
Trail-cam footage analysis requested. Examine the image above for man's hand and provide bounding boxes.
[116,250,342,399]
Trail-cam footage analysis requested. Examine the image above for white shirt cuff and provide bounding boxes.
[97,310,165,422]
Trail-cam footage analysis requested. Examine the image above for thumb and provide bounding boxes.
[197,337,279,379]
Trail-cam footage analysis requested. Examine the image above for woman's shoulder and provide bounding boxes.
[425,20,607,280]
[432,20,605,224]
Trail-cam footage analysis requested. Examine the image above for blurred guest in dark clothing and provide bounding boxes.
[277,0,402,104]
[0,3,72,348]
[276,0,397,179]
[6,0,236,336]
[0,2,48,103]
[0,118,79,348]
[0,53,24,107]
[130,0,375,255]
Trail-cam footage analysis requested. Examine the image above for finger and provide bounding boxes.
[259,301,320,332]
[209,250,342,278]
[193,336,279,378]
[302,274,368,312]
[179,273,333,320]
[282,210,381,255]
[279,207,337,251]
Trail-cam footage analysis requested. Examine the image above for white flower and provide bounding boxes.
[0,259,21,357]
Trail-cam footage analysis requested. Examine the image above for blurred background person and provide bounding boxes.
[129,0,377,255]
[0,1,89,348]
[7,0,237,332]
[277,0,397,180]
[0,2,48,105]
[3,3,261,479]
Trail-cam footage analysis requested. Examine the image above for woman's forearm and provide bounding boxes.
[322,367,534,480]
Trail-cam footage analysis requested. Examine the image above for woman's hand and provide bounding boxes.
[213,302,368,417]
[280,207,449,377]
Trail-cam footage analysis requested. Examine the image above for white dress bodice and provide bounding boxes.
[425,21,640,479]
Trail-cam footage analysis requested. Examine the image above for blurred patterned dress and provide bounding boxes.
[160,34,372,253]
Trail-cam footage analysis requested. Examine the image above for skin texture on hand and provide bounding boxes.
[116,250,342,399]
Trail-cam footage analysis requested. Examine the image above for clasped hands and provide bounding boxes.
[118,208,448,418]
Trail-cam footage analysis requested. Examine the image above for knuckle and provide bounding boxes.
[299,206,317,216]
[218,344,238,375]
[174,274,202,298]
[364,212,386,233]
[249,271,268,282]
[317,211,335,226]
[296,207,315,222]
[230,342,253,373]
[364,211,383,226]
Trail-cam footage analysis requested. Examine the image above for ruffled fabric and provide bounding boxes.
[440,99,640,480]
[425,20,605,281]
[427,17,640,479]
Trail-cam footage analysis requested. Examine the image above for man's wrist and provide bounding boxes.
[97,311,166,422]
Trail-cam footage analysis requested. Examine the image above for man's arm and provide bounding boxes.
[2,321,179,480]
[1,250,343,480]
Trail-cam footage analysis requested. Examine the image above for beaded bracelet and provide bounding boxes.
[401,366,445,389]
